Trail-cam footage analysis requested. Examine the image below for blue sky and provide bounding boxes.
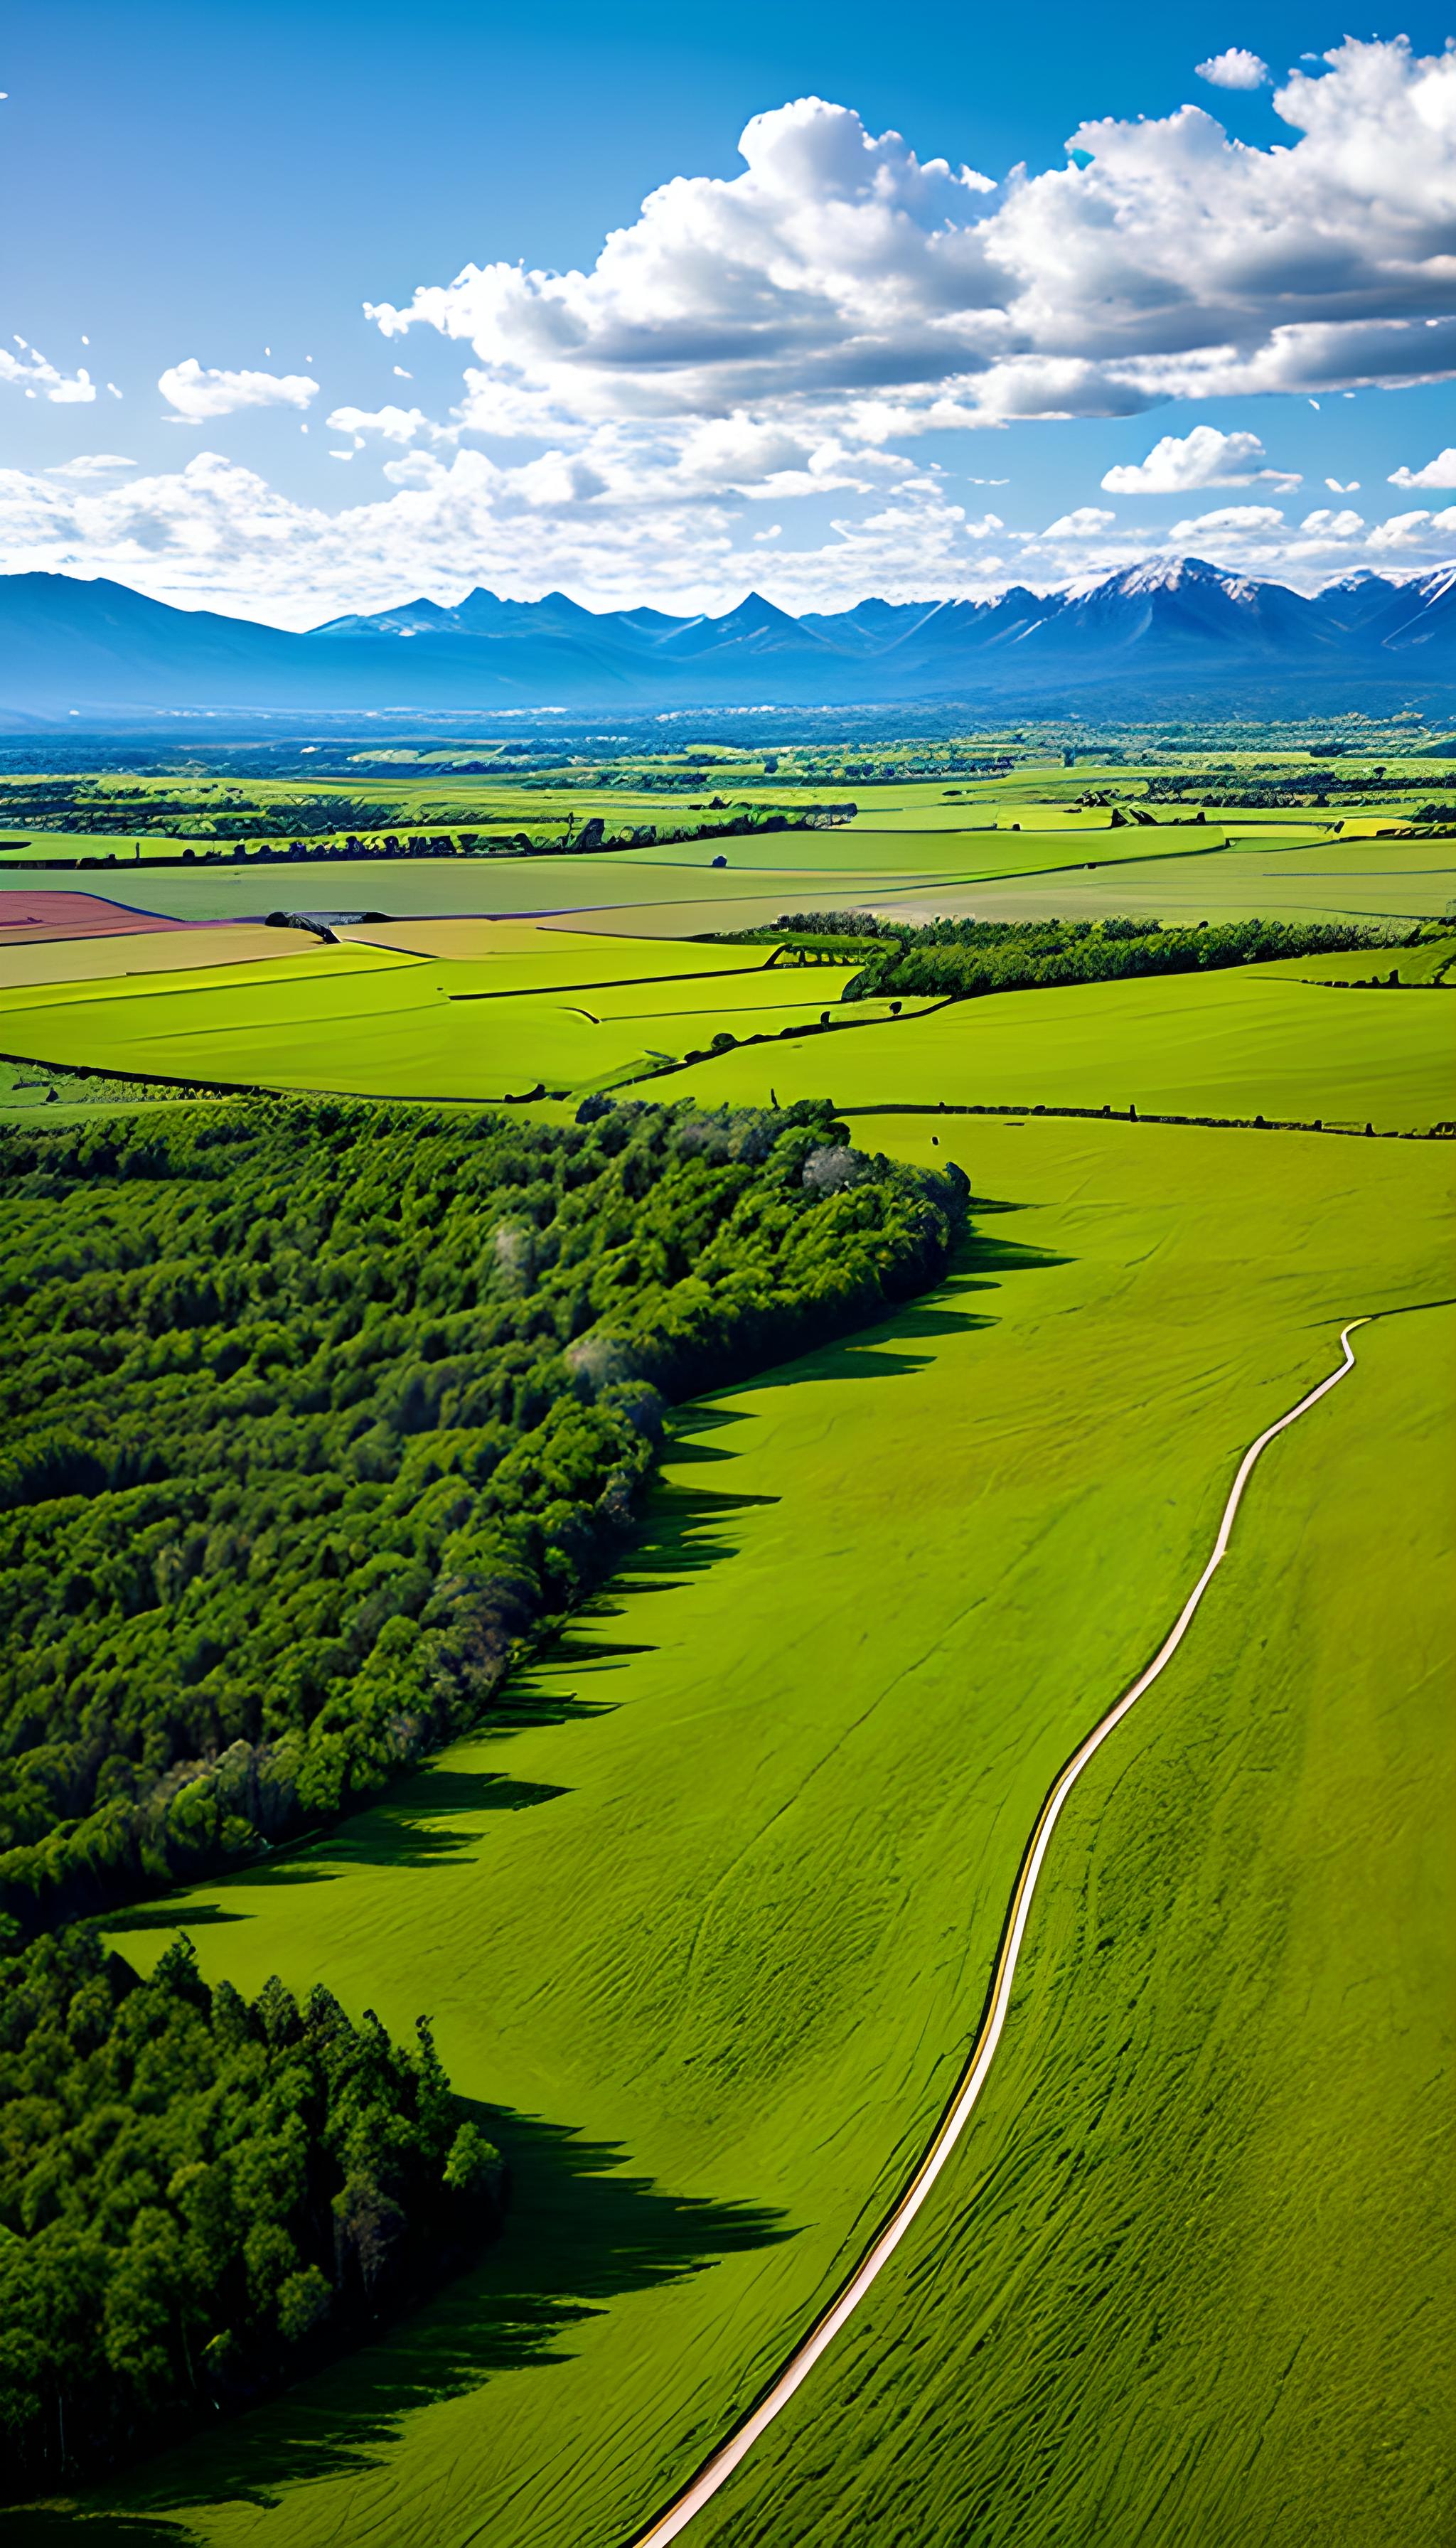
[3,0,1455,621]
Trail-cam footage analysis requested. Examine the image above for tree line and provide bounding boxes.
[0,1091,966,2486]
[0,1095,964,1935]
[0,1924,505,2491]
[708,911,1408,1004]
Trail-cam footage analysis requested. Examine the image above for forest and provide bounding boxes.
[0,1090,966,2483]
[0,1922,505,2491]
[0,1095,967,1933]
[733,912,1406,1004]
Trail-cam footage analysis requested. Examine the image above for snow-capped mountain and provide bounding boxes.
[1,559,1451,722]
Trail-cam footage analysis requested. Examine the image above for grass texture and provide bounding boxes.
[695,1300,1456,2548]
[667,965,1456,1132]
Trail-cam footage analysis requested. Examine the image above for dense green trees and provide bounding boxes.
[0,1096,966,1932]
[0,1089,965,2489]
[742,911,1403,1003]
[0,1925,502,2490]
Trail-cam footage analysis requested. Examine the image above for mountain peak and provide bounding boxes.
[719,589,794,627]
[1,560,1449,719]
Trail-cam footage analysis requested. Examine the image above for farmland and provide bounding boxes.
[65,1118,1450,2548]
[0,742,1451,2548]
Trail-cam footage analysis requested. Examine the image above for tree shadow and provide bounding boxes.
[102,1772,573,1938]
[710,1225,1069,1394]
[102,1191,1070,1937]
[22,2108,791,2535]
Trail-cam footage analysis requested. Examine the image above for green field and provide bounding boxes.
[694,1300,1456,2548]
[5,813,1452,942]
[669,964,1456,1132]
[5,744,1453,2547]
[4,906,1452,1127]
[1,751,1447,876]
[41,1115,1443,2548]
[0,938,926,1101]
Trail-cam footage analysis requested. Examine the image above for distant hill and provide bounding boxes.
[1,559,1452,722]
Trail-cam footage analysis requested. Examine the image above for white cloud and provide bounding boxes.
[1196,48,1270,91]
[0,452,1450,631]
[325,402,444,446]
[1297,507,1364,537]
[0,343,96,403]
[1043,506,1115,535]
[159,358,319,421]
[44,453,137,479]
[1388,446,1456,488]
[1369,506,1442,547]
[1166,503,1289,545]
[1102,426,1299,494]
[365,41,1456,444]
[1324,476,1360,491]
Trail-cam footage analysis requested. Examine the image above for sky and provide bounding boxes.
[3,0,1455,625]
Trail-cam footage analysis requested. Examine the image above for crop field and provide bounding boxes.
[690,1300,1456,2548]
[0,922,356,993]
[665,965,1456,1132]
[5,744,1452,2548]
[6,910,1452,1127]
[67,1118,1450,2548]
[0,921,929,1101]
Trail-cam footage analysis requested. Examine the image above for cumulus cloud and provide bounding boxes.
[1,441,1450,629]
[1196,48,1270,91]
[159,358,319,421]
[1043,506,1115,535]
[365,41,1456,444]
[325,403,446,446]
[1166,503,1288,542]
[1297,506,1364,537]
[44,453,136,479]
[1388,446,1456,488]
[1102,425,1299,494]
[0,342,96,402]
[1369,503,1456,547]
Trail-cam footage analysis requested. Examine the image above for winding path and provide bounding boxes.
[628,1319,1369,2547]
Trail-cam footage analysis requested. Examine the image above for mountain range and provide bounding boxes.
[1,558,1452,724]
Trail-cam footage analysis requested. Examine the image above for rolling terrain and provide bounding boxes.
[2,766,1451,2548]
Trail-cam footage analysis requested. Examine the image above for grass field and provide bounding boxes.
[4,903,1452,1125]
[46,1115,1445,2548]
[694,1300,1456,2548]
[667,965,1456,1132]
[6,756,1453,2547]
[0,931,925,1100]
[6,823,1452,941]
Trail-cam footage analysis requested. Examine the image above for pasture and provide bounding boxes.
[0,924,923,1102]
[692,1298,1455,2548]
[81,1118,1451,2548]
[667,963,1456,1133]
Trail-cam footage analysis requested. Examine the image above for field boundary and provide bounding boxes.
[845,1099,1454,1141]
[623,1314,1410,2546]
